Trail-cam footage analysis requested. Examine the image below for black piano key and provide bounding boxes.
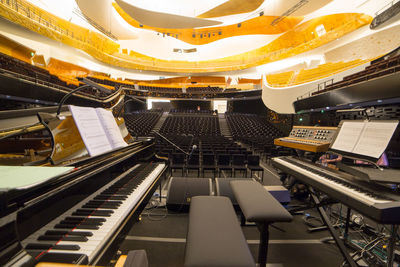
[60,220,102,226]
[38,235,88,242]
[82,204,119,210]
[26,243,53,250]
[87,200,122,205]
[45,230,93,237]
[94,195,127,200]
[72,211,111,217]
[65,216,106,223]
[52,244,81,251]
[76,208,114,214]
[26,243,80,251]
[54,223,99,230]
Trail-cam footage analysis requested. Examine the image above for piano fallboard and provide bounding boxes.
[271,156,400,224]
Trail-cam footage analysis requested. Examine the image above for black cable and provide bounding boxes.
[56,84,91,115]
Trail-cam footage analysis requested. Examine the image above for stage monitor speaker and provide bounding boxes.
[166,177,212,211]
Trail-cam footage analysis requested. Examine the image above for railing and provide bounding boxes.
[0,68,120,102]
[296,79,333,100]
[375,0,400,16]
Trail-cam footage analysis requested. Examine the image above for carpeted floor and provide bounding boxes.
[118,164,345,267]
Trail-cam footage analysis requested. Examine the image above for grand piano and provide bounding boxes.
[0,107,168,266]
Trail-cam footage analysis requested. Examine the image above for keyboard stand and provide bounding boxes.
[308,186,358,267]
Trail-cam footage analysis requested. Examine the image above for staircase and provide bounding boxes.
[218,113,232,139]
[151,111,168,133]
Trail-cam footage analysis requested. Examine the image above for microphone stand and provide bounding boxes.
[152,130,189,155]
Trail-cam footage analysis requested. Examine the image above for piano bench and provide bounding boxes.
[184,196,255,267]
[230,180,293,267]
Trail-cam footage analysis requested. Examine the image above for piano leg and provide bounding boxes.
[308,187,358,267]
[387,224,398,267]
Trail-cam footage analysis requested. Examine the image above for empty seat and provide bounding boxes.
[247,155,264,182]
[202,154,216,177]
[232,154,246,177]
[217,154,232,177]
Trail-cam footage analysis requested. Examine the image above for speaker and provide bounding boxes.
[166,177,212,211]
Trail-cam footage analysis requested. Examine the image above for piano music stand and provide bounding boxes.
[37,112,87,165]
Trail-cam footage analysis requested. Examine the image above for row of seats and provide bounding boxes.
[138,85,183,93]
[159,115,220,136]
[313,53,400,95]
[169,109,214,114]
[86,76,135,90]
[226,113,282,152]
[124,110,163,137]
[170,153,263,179]
[186,86,223,93]
[266,59,367,87]
[0,52,111,98]
[294,59,366,85]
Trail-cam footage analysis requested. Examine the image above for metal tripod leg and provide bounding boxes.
[309,187,358,267]
[387,224,398,267]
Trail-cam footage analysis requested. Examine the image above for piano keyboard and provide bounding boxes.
[22,162,166,264]
[272,157,390,205]
[271,156,400,224]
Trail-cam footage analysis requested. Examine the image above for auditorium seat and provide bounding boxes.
[124,110,163,137]
[225,112,283,152]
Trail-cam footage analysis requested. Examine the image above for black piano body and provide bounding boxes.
[0,139,168,266]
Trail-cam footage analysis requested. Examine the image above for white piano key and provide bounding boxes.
[22,163,165,263]
[273,158,390,205]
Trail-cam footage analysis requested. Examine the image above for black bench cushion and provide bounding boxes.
[184,196,255,267]
[215,178,251,205]
[230,180,292,223]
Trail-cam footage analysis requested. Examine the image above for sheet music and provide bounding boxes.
[96,108,127,149]
[352,121,398,158]
[331,121,364,152]
[332,120,398,159]
[69,105,112,156]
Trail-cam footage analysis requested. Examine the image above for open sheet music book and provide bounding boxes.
[331,120,398,160]
[69,105,127,156]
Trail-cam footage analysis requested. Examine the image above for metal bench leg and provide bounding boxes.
[257,223,269,267]
[240,213,246,226]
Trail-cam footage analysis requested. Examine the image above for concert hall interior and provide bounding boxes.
[1,0,400,266]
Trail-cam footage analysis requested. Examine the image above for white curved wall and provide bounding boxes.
[261,20,400,114]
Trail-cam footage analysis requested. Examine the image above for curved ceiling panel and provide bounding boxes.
[113,2,302,45]
[115,0,222,29]
[197,0,264,18]
[75,0,137,40]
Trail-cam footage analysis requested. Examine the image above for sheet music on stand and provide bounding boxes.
[69,105,127,157]
[330,120,399,183]
[331,120,398,161]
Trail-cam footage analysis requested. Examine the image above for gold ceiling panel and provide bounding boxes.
[0,0,372,73]
[113,2,302,45]
[197,0,264,18]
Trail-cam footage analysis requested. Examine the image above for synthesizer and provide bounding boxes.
[274,126,337,152]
